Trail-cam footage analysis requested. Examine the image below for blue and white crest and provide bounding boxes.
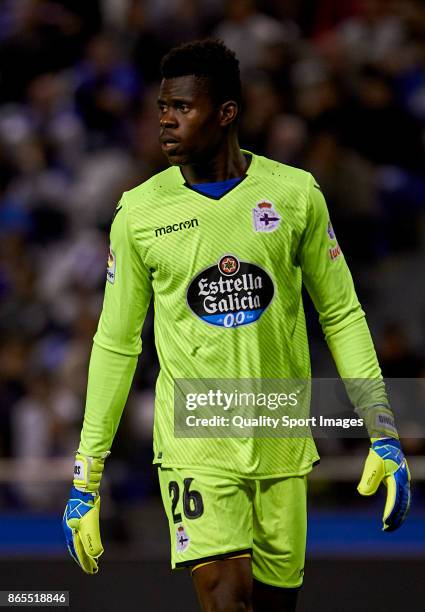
[252,201,281,233]
[176,523,190,553]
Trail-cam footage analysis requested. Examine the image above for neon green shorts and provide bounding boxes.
[158,467,307,588]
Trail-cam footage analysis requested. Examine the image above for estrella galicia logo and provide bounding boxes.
[186,254,275,328]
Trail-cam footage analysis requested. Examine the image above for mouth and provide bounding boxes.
[161,140,180,153]
[160,134,180,152]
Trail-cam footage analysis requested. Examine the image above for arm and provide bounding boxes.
[298,176,394,434]
[63,194,152,572]
[79,194,152,457]
[298,176,410,531]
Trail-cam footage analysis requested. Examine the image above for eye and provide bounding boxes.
[177,103,190,113]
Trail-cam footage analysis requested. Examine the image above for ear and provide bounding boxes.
[219,100,239,127]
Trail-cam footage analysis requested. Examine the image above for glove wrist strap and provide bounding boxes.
[73,451,110,493]
[363,405,399,440]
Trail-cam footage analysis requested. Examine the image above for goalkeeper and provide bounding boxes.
[63,40,410,612]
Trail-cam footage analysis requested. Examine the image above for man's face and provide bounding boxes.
[158,75,223,166]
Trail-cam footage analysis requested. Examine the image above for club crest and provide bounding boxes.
[253,200,281,233]
[176,524,190,553]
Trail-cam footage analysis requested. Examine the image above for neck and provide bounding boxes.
[180,137,248,184]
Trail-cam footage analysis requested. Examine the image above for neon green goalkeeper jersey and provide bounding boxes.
[79,151,387,477]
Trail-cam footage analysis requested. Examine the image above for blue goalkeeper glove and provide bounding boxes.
[62,453,108,574]
[357,438,411,532]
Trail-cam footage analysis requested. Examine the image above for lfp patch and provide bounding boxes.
[107,246,116,284]
[327,220,342,260]
[252,200,281,232]
[176,524,190,553]
[186,254,274,328]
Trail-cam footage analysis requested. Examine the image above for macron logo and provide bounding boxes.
[155,218,199,237]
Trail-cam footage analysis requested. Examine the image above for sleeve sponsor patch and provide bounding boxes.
[329,244,342,260]
[327,221,336,240]
[327,220,342,260]
[107,247,116,283]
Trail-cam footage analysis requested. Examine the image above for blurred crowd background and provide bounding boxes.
[0,0,424,518]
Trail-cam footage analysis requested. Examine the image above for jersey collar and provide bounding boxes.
[176,149,256,201]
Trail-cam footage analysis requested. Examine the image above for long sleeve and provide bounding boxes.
[79,194,152,456]
[297,176,396,436]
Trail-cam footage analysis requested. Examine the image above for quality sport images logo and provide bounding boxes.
[186,254,275,328]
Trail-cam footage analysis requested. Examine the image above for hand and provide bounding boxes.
[63,452,108,573]
[357,438,411,532]
[63,486,103,573]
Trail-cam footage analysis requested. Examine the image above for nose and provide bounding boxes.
[160,107,178,128]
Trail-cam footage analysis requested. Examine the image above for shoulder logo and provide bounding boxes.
[327,220,342,260]
[107,247,116,283]
[329,244,342,261]
[253,200,281,233]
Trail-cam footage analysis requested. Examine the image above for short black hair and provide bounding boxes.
[160,39,242,108]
